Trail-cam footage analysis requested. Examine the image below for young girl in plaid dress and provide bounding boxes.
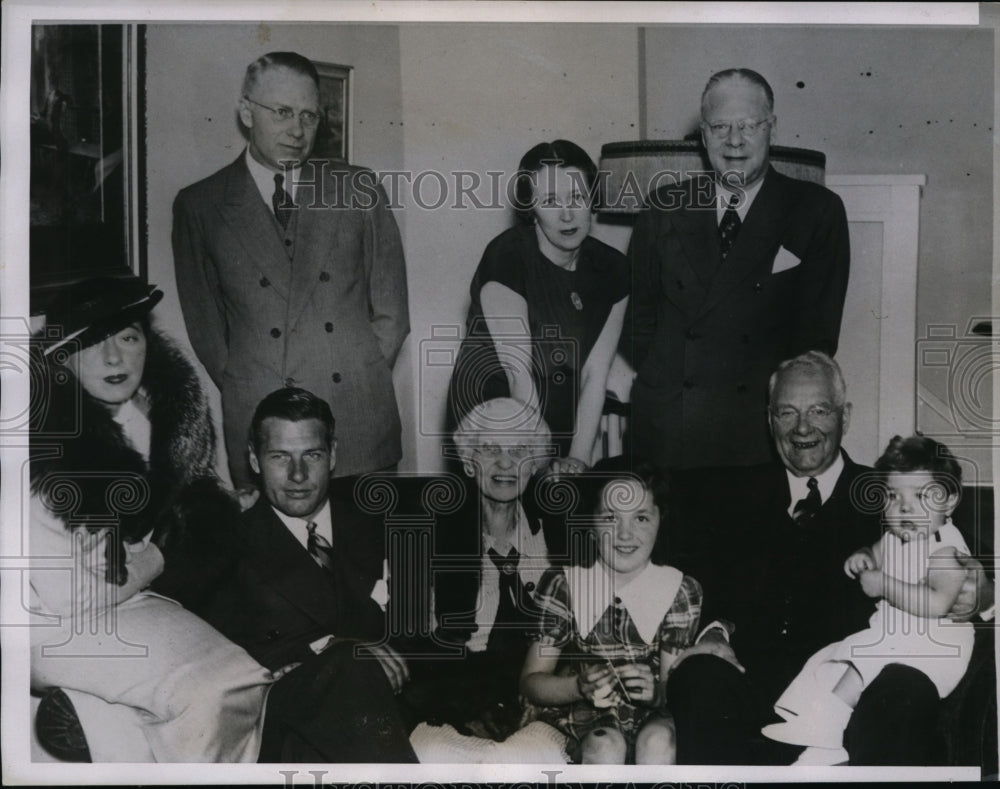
[519,458,702,764]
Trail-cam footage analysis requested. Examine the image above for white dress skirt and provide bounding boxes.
[774,522,975,719]
[29,493,274,763]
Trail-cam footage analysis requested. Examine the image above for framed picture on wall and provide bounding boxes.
[312,61,352,163]
[29,23,146,315]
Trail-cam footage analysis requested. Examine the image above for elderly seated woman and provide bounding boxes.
[29,277,273,762]
[403,397,569,761]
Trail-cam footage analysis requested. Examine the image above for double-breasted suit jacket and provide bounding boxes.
[196,496,390,673]
[623,166,849,469]
[173,156,409,483]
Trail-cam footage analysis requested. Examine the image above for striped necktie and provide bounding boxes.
[306,521,335,573]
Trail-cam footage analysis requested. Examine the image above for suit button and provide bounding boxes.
[685,329,698,340]
[270,328,281,338]
[676,279,685,291]
[742,333,750,344]
[324,322,334,333]
[754,282,763,293]
[259,277,270,287]
[332,372,342,383]
[284,378,295,388]
[266,629,280,640]
[319,271,331,282]
[284,239,292,247]
[682,378,695,389]
[737,383,747,394]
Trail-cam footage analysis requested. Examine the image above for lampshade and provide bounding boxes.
[598,139,826,213]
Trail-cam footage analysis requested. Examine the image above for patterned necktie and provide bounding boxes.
[792,477,822,524]
[306,521,336,574]
[272,173,294,230]
[718,194,741,261]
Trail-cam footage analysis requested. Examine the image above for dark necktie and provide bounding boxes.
[306,521,336,574]
[272,173,294,230]
[718,194,741,261]
[486,546,534,655]
[792,477,822,524]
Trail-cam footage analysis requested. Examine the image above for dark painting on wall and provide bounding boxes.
[312,60,351,163]
[29,24,145,314]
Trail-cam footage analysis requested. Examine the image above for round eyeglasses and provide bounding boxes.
[244,95,320,128]
[474,443,538,460]
[702,117,772,140]
[769,405,842,426]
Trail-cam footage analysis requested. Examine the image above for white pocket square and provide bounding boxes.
[771,246,802,274]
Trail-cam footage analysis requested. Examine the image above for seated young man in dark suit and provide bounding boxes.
[188,387,415,762]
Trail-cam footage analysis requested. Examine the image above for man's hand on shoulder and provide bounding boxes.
[233,485,260,512]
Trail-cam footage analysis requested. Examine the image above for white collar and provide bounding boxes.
[271,498,332,551]
[245,146,302,206]
[481,503,539,556]
[565,562,683,645]
[786,452,845,512]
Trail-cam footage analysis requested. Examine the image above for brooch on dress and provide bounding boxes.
[570,291,583,311]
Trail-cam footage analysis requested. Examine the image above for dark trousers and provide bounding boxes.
[845,663,942,765]
[258,642,417,763]
[667,654,759,764]
[667,654,942,765]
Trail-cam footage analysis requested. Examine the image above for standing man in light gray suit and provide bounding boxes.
[173,51,409,487]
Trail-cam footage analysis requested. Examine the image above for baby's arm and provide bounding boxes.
[872,546,967,617]
[845,537,884,578]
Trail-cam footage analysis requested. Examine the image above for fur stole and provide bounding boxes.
[30,330,239,583]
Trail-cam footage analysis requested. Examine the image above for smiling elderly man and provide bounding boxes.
[664,351,993,765]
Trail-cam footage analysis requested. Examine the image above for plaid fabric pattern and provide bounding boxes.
[530,565,702,745]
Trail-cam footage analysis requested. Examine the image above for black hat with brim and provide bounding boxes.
[42,276,164,357]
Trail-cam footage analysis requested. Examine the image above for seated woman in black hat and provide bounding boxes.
[29,276,273,762]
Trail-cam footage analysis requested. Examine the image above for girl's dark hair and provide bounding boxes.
[874,434,962,498]
[512,139,599,224]
[568,455,672,567]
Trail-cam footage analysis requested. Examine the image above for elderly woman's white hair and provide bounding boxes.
[452,397,552,460]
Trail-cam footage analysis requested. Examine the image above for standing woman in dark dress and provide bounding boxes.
[447,140,630,472]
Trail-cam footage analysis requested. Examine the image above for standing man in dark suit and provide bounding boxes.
[622,68,850,469]
[665,352,992,765]
[173,51,408,488]
[196,387,415,762]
